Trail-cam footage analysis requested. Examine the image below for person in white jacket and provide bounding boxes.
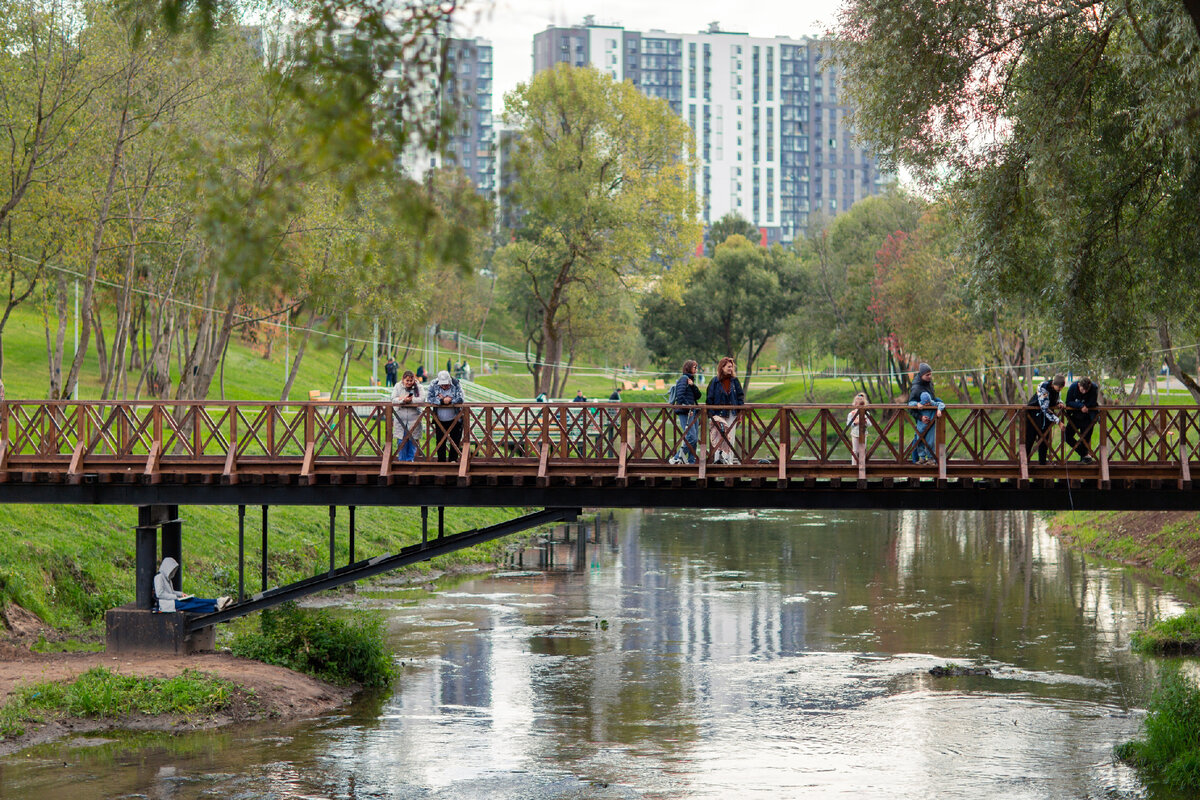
[392,370,423,462]
[154,557,231,612]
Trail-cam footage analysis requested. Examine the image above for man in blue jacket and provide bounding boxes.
[1063,376,1100,464]
[668,360,702,464]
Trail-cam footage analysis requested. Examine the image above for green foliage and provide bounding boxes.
[230,602,396,688]
[1116,665,1200,792]
[705,212,760,256]
[1132,607,1200,655]
[0,667,237,737]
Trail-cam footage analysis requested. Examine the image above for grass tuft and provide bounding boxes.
[1132,607,1200,656]
[230,602,396,688]
[1116,665,1200,792]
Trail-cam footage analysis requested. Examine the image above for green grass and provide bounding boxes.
[0,503,530,633]
[1116,665,1200,792]
[0,667,239,739]
[230,602,396,688]
[1132,608,1200,656]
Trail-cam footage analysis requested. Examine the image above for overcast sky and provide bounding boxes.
[453,0,844,115]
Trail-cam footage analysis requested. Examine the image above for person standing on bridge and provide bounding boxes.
[1024,373,1066,465]
[429,370,465,462]
[668,360,702,465]
[384,356,399,388]
[706,356,745,465]
[907,363,945,466]
[1063,376,1100,464]
[392,370,424,462]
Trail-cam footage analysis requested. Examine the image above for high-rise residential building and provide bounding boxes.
[532,19,893,243]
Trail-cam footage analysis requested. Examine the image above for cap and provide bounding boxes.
[436,370,452,384]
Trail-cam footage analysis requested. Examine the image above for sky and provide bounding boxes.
[452,0,844,115]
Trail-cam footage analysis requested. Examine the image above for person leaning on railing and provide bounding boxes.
[706,356,745,465]
[1024,374,1066,466]
[668,360,702,465]
[427,370,465,463]
[391,370,423,462]
[1063,376,1100,464]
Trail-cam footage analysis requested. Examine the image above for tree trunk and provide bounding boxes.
[280,310,322,401]
[1159,323,1200,404]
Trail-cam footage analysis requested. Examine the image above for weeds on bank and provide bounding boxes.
[1116,665,1200,792]
[1132,608,1200,656]
[230,602,396,689]
[0,668,237,739]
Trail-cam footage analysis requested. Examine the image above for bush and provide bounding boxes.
[1116,665,1200,792]
[1132,607,1200,655]
[230,602,396,688]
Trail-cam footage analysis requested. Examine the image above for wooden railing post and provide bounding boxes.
[1098,409,1111,489]
[778,407,789,481]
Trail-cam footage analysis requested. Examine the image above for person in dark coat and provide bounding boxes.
[706,356,745,464]
[1025,374,1066,465]
[384,356,399,387]
[1064,376,1100,464]
[668,360,702,464]
[907,363,944,465]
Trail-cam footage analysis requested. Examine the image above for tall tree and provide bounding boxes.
[837,0,1200,398]
[497,64,699,397]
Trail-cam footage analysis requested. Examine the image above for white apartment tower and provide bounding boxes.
[533,20,893,243]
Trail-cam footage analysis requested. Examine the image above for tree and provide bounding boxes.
[640,236,805,390]
[837,0,1200,398]
[497,64,699,397]
[705,212,760,256]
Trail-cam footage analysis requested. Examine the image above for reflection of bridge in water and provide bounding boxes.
[1,400,1195,650]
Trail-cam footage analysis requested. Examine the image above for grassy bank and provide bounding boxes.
[1049,511,1200,584]
[0,504,529,633]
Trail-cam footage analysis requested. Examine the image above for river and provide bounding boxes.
[1,508,1194,799]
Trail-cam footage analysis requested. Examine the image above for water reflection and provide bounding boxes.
[1,509,1195,799]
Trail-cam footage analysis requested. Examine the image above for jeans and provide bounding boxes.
[911,416,935,462]
[396,435,418,462]
[167,597,218,613]
[674,411,699,463]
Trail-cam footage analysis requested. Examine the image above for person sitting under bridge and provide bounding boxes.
[154,557,232,613]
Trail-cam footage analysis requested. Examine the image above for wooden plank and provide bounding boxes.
[1099,443,1111,490]
[937,442,948,486]
[617,442,628,486]
[457,442,471,486]
[300,441,315,484]
[537,443,549,487]
[379,441,392,478]
[143,440,161,482]
[1180,455,1192,491]
[1018,445,1029,486]
[857,440,867,487]
[67,442,85,484]
[223,438,238,485]
[0,438,8,471]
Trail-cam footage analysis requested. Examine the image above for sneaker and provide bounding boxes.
[1081,456,1094,465]
[217,596,233,611]
[728,456,741,465]
[668,455,682,465]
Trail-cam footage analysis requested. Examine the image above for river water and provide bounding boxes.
[1,509,1195,799]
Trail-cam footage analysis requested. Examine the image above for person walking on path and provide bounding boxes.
[668,360,702,465]
[846,392,870,466]
[428,370,465,463]
[384,356,399,388]
[706,356,745,464]
[1063,376,1100,464]
[391,370,423,462]
[907,363,945,466]
[1024,374,1066,465]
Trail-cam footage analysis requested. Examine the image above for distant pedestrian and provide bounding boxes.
[668,360,702,465]
[846,392,870,466]
[428,370,465,463]
[907,363,944,466]
[706,356,745,465]
[416,364,426,382]
[1024,374,1066,465]
[1064,376,1100,464]
[573,389,587,402]
[391,370,423,462]
[384,356,399,388]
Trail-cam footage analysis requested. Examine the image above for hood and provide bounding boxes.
[159,556,178,581]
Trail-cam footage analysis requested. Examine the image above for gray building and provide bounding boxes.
[532,20,893,243]
[441,37,495,193]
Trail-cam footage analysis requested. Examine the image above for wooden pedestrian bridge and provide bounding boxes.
[1,399,1194,651]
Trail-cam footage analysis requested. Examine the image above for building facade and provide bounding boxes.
[532,19,892,243]
[441,37,495,193]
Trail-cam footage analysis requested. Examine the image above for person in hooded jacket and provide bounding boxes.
[1025,373,1066,465]
[907,363,945,465]
[706,356,745,464]
[1063,376,1100,464]
[154,557,232,613]
[668,360,702,464]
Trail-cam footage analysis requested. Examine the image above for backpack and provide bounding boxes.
[666,382,677,404]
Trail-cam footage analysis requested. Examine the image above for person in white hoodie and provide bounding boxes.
[154,557,232,612]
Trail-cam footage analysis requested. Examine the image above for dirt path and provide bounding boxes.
[0,641,353,755]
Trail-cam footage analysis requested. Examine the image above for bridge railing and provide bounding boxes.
[0,401,1195,477]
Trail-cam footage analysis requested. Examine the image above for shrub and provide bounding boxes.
[1132,607,1200,655]
[1116,665,1200,792]
[230,602,396,688]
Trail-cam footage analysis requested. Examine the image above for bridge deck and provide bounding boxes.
[0,400,1194,509]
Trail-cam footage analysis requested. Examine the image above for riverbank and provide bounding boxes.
[0,643,352,756]
[1049,511,1200,583]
